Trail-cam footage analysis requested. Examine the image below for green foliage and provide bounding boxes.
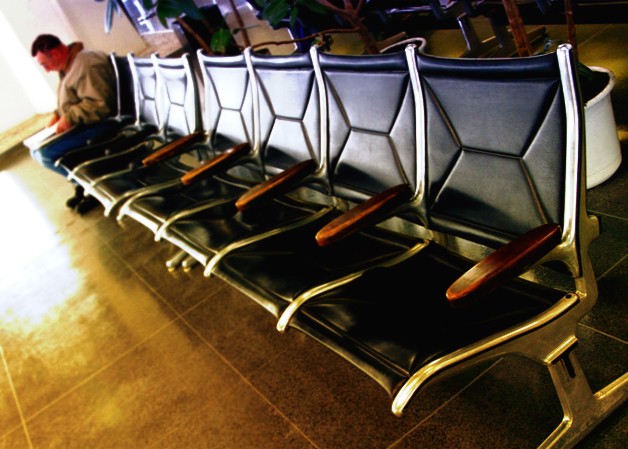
[141,0,204,27]
[253,0,329,27]
[97,0,237,55]
[210,28,233,54]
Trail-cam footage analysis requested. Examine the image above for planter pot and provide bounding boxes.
[584,67,622,189]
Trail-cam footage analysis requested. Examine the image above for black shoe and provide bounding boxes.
[65,186,84,209]
[75,196,100,215]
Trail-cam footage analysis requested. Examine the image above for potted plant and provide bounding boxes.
[250,0,381,54]
[504,0,621,188]
[577,63,622,188]
[561,0,622,188]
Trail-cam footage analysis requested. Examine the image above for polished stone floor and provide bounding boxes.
[0,22,626,449]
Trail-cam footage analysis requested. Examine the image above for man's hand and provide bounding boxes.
[47,112,60,128]
[55,115,73,134]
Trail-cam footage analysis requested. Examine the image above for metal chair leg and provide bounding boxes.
[166,250,187,270]
[539,348,628,448]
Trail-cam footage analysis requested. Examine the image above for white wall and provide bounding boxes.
[0,0,149,134]
[0,48,40,130]
[56,0,149,55]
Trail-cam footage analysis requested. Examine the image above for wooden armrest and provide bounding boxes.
[446,223,562,305]
[315,184,413,247]
[235,159,317,212]
[181,143,250,186]
[142,131,205,166]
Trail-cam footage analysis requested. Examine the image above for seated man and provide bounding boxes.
[30,34,118,214]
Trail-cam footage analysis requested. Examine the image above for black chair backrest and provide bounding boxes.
[198,49,254,154]
[153,53,201,137]
[250,50,322,179]
[110,53,135,120]
[128,54,160,129]
[415,46,582,249]
[316,49,420,206]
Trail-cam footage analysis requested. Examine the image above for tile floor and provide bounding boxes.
[0,21,626,449]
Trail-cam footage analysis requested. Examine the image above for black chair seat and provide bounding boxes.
[116,50,258,232]
[165,196,329,270]
[92,158,196,201]
[123,178,232,229]
[289,242,565,395]
[71,139,159,186]
[215,214,421,316]
[58,123,157,174]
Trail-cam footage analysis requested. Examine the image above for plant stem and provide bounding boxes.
[316,0,379,54]
[251,27,359,50]
[564,0,578,58]
[227,0,251,47]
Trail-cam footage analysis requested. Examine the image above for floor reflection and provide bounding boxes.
[0,171,80,329]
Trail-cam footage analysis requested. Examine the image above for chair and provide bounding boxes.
[114,49,260,250]
[67,53,204,216]
[266,44,626,447]
[206,46,425,317]
[55,53,159,176]
[141,47,329,276]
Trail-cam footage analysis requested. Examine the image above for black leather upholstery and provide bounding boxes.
[132,55,161,131]
[113,53,136,120]
[156,56,201,137]
[262,47,585,411]
[158,50,327,269]
[202,52,254,156]
[321,51,419,203]
[255,52,321,177]
[291,243,564,394]
[213,49,422,315]
[118,51,258,234]
[417,52,568,247]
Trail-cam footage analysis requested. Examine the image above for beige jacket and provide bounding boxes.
[57,43,115,125]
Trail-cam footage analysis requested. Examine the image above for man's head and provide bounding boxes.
[31,34,68,72]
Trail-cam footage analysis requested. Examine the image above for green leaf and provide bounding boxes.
[151,0,204,26]
[155,0,181,26]
[289,7,299,27]
[262,0,291,27]
[210,28,233,54]
[141,0,155,11]
[176,0,204,21]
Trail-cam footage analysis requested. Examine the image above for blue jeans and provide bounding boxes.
[30,120,121,178]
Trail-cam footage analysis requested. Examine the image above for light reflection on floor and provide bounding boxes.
[0,171,80,328]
